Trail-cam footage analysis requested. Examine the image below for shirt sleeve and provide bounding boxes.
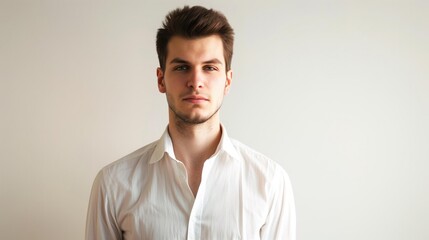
[85,170,122,240]
[260,165,296,240]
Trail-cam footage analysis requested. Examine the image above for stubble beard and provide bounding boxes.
[168,101,222,125]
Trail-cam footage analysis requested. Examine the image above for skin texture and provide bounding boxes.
[156,35,232,196]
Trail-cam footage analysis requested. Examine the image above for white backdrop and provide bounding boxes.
[1,0,428,239]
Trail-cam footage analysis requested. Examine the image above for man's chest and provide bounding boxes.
[116,161,267,240]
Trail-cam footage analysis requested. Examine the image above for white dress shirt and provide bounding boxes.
[85,126,296,240]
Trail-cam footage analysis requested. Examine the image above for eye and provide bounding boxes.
[173,65,189,71]
[203,65,218,71]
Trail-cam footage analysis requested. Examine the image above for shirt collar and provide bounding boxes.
[149,124,240,164]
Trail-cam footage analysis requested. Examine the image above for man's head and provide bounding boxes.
[156,6,234,126]
[156,5,234,72]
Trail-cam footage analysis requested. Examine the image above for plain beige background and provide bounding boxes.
[1,0,428,239]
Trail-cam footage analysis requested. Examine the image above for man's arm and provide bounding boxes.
[85,170,121,240]
[260,166,296,240]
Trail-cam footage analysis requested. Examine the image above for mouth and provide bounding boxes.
[182,95,209,103]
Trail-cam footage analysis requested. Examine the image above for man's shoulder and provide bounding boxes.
[230,138,268,160]
[229,138,286,177]
[99,140,158,177]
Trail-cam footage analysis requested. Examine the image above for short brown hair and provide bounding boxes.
[156,6,234,71]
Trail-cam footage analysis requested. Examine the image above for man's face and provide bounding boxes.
[157,35,232,125]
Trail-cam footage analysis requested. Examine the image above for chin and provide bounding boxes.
[179,115,210,124]
[170,104,220,125]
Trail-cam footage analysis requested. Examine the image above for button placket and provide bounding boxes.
[174,159,195,201]
[187,156,217,240]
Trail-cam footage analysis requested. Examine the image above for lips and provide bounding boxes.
[182,95,209,103]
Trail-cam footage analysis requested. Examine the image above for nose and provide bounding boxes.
[187,69,203,89]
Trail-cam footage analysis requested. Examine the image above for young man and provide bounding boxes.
[86,6,296,240]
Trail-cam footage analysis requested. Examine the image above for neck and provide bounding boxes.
[168,115,222,168]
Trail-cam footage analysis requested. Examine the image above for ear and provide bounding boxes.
[157,67,166,93]
[224,69,232,95]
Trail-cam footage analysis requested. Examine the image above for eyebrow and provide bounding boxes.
[169,58,223,65]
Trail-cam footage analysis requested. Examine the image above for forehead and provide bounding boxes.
[166,35,225,64]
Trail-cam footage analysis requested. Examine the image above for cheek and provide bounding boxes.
[214,83,228,97]
[164,76,182,89]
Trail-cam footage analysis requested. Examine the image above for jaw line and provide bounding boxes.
[169,103,222,126]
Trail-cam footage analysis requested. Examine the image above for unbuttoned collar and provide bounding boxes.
[149,124,240,164]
